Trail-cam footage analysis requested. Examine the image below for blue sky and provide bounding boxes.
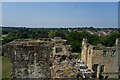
[2,2,118,28]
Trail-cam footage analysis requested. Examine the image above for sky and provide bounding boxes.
[2,2,118,28]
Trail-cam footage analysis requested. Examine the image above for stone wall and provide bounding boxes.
[3,40,52,78]
[50,37,93,78]
[3,37,94,79]
[81,38,120,79]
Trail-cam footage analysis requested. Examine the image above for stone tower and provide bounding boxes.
[81,38,88,64]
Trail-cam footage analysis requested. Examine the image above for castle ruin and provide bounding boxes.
[3,38,52,78]
[81,38,120,79]
[3,37,93,79]
[50,37,93,78]
[4,37,120,79]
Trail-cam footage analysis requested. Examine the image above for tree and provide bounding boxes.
[66,30,101,52]
[48,31,56,38]
[66,31,83,52]
[88,34,101,46]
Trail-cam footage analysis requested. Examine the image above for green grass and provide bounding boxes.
[2,34,8,38]
[0,57,1,79]
[1,56,12,79]
[77,52,81,59]
[1,34,8,40]
[24,38,34,40]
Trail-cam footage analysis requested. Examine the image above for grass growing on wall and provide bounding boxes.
[1,56,12,79]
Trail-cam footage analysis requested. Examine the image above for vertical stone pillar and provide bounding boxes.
[81,38,88,64]
[97,65,100,78]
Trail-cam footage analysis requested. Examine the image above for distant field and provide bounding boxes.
[24,38,34,40]
[1,56,12,79]
[2,34,34,40]
[1,34,8,40]
[2,34,8,37]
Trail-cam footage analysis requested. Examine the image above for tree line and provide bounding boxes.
[2,27,120,52]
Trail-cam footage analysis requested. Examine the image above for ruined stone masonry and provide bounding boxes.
[3,39,52,78]
[81,38,120,79]
[3,37,93,79]
[50,37,93,78]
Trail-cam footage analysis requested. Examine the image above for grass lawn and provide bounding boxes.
[1,56,12,79]
[1,34,8,40]
[2,34,8,38]
[77,52,81,59]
